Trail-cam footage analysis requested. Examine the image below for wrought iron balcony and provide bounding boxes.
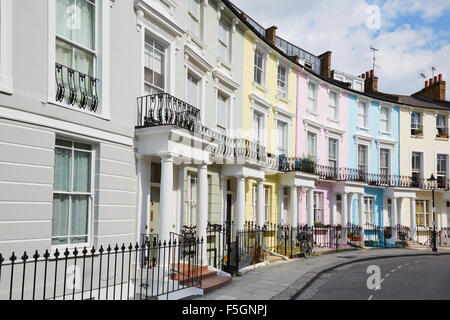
[55,63,99,112]
[137,93,201,132]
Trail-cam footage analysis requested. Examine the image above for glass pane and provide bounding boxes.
[56,0,74,40]
[54,147,72,192]
[75,0,95,50]
[52,194,70,244]
[151,163,161,183]
[73,151,91,192]
[71,195,89,240]
[151,186,160,204]
[74,47,94,76]
[56,39,73,68]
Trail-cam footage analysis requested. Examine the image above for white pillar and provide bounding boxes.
[220,175,227,226]
[391,196,397,227]
[342,192,348,226]
[397,198,403,226]
[410,198,416,240]
[308,188,314,226]
[196,164,208,265]
[347,193,354,225]
[291,186,298,227]
[178,165,185,233]
[256,179,265,227]
[236,176,246,230]
[330,192,335,226]
[359,194,365,242]
[159,154,173,242]
[278,185,284,225]
[442,201,448,229]
[136,157,150,241]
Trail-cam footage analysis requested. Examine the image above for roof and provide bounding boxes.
[222,0,450,112]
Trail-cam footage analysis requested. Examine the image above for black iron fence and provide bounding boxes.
[0,238,204,300]
[55,63,99,112]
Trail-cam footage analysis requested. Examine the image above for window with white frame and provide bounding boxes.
[380,148,390,177]
[217,91,230,134]
[358,102,368,128]
[411,112,422,136]
[187,73,200,108]
[328,138,338,168]
[277,121,288,156]
[416,200,429,227]
[218,20,229,61]
[436,114,448,138]
[358,144,368,173]
[282,187,289,225]
[144,35,166,94]
[188,0,201,38]
[411,152,423,185]
[313,192,323,224]
[307,132,317,161]
[329,91,338,120]
[254,50,265,85]
[185,172,197,227]
[52,139,93,246]
[364,197,374,224]
[307,82,318,112]
[56,0,97,77]
[354,81,363,92]
[264,187,271,223]
[380,107,390,132]
[277,64,287,96]
[253,110,264,145]
[437,154,448,188]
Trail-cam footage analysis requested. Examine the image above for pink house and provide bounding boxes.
[295,69,349,226]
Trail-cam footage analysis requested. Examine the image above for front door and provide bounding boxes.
[184,173,197,228]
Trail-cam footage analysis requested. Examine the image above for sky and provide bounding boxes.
[231,0,450,99]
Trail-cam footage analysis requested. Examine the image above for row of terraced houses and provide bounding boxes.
[1,0,450,299]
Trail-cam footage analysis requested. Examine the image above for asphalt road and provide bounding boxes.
[296,255,450,300]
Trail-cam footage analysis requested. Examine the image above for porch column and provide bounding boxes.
[391,196,398,228]
[397,198,403,226]
[196,163,208,265]
[159,154,173,241]
[359,194,365,241]
[347,193,354,225]
[441,201,448,229]
[236,176,246,231]
[342,192,348,226]
[256,179,265,227]
[220,175,227,226]
[410,198,416,240]
[291,186,299,227]
[177,165,185,233]
[136,156,150,241]
[308,187,314,226]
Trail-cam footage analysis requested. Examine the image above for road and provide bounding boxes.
[296,255,450,300]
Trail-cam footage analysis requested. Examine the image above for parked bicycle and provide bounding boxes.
[297,230,314,257]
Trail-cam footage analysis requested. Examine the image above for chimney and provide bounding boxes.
[362,69,378,93]
[318,51,332,78]
[265,26,277,45]
[413,73,446,101]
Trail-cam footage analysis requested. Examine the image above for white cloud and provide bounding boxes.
[231,0,450,99]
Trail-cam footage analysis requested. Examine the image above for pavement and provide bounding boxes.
[192,246,450,300]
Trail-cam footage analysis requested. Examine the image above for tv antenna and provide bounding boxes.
[431,66,437,78]
[370,46,380,73]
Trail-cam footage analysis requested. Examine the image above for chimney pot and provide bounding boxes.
[425,80,429,88]
[439,74,443,82]
[370,70,374,78]
[434,76,438,84]
[362,74,366,79]
[430,78,434,85]
[366,71,370,78]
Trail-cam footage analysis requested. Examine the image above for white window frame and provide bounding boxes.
[218,19,230,62]
[264,186,271,223]
[328,137,339,168]
[379,148,391,177]
[254,49,265,86]
[0,0,13,94]
[48,0,110,119]
[276,120,289,156]
[328,91,339,121]
[357,101,368,128]
[252,184,257,223]
[416,200,430,227]
[216,90,231,133]
[411,151,423,181]
[52,138,95,250]
[411,111,422,136]
[307,81,318,113]
[188,0,201,39]
[436,114,448,138]
[186,70,202,109]
[144,34,168,94]
[307,131,318,161]
[364,197,374,224]
[313,192,323,224]
[437,153,448,187]
[277,63,288,96]
[380,106,391,133]
[357,144,369,174]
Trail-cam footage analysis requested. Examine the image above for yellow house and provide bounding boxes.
[397,76,450,243]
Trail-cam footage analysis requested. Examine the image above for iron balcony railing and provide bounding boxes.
[137,93,201,132]
[55,63,99,112]
[279,156,450,190]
